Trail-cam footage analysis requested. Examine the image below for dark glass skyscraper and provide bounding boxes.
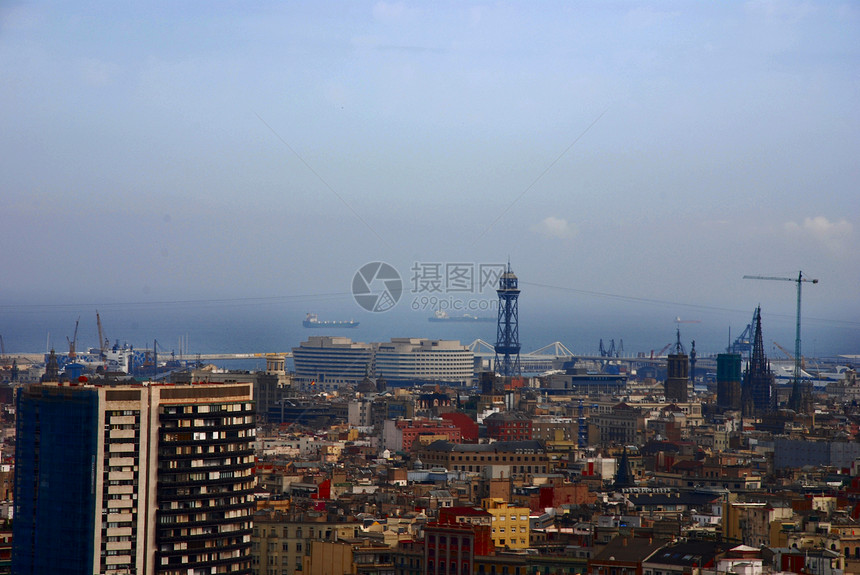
[14,385,100,574]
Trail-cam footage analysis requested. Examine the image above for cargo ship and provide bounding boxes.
[303,313,360,328]
[428,310,495,323]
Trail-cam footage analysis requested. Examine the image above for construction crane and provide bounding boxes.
[66,317,80,360]
[772,341,794,360]
[772,340,807,369]
[743,271,818,390]
[0,334,8,369]
[96,311,108,359]
[651,342,673,359]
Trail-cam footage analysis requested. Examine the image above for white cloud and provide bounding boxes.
[532,216,577,240]
[784,216,853,252]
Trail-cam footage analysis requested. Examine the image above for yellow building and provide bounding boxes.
[482,498,531,550]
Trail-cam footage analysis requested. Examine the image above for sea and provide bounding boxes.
[1,295,856,370]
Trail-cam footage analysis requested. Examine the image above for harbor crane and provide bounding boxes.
[96,311,108,359]
[743,271,818,390]
[599,338,623,358]
[0,335,8,369]
[651,341,673,359]
[66,317,80,360]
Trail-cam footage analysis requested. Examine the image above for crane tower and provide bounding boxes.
[743,271,818,408]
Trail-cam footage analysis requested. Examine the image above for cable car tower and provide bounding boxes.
[494,262,521,377]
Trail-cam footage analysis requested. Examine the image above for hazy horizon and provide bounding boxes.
[1,2,857,352]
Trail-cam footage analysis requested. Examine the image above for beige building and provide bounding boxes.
[723,501,794,547]
[418,440,550,479]
[252,511,363,575]
[303,540,396,575]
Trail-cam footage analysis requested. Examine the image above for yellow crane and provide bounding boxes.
[66,317,80,360]
[772,340,793,359]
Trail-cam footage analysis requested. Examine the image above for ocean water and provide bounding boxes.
[0,295,856,362]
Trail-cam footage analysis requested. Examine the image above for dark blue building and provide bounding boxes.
[13,385,100,574]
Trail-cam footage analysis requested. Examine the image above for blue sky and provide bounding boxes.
[0,1,857,350]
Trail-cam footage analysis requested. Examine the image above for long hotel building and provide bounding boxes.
[13,381,256,575]
[293,336,474,389]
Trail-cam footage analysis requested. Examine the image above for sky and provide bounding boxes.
[0,1,858,354]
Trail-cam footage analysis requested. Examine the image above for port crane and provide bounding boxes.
[743,271,818,390]
[96,311,108,360]
[0,335,8,369]
[599,339,623,358]
[66,317,80,360]
[729,310,756,355]
[651,342,673,359]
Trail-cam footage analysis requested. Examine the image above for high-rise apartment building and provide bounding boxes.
[13,381,256,575]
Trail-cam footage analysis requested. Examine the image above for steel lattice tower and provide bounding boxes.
[494,262,521,377]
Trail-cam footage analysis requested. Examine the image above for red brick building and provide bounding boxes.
[424,520,494,575]
[485,411,532,441]
[384,418,463,452]
[441,412,480,442]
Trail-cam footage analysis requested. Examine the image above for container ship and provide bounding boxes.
[303,313,359,328]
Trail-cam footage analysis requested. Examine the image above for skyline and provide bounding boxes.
[0,2,857,349]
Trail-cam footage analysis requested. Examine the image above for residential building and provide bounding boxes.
[424,520,493,575]
[382,418,463,453]
[12,381,256,575]
[418,441,549,478]
[587,535,668,575]
[482,498,530,550]
[485,412,532,442]
[591,403,648,446]
[252,511,361,575]
[304,539,395,575]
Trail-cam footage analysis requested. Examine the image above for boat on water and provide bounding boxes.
[428,310,495,323]
[303,313,359,329]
